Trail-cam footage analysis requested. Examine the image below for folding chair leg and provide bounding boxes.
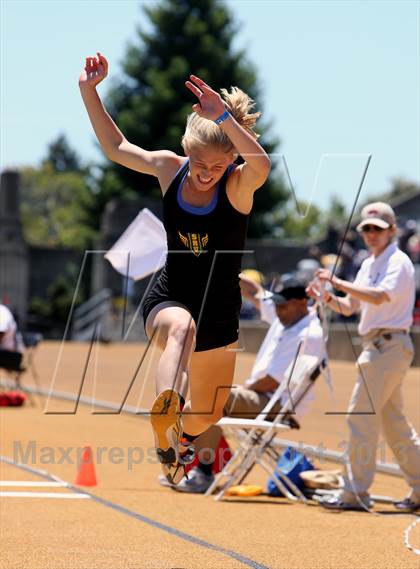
[207,446,251,500]
[258,458,298,501]
[232,439,270,487]
[205,440,250,496]
[205,460,234,496]
[206,447,248,498]
[15,372,36,407]
[28,353,42,390]
[208,428,280,500]
[260,454,308,503]
[213,446,263,501]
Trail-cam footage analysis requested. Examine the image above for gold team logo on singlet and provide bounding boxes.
[178,231,209,257]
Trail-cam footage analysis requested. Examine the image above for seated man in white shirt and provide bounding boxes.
[0,304,25,373]
[160,275,326,493]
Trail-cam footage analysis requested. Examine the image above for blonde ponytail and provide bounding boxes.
[181,86,261,153]
[220,87,261,139]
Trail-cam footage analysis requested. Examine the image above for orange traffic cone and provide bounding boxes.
[74,445,97,486]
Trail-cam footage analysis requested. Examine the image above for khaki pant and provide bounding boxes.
[342,330,420,499]
[194,385,279,462]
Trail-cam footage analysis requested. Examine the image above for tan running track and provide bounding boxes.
[0,341,419,569]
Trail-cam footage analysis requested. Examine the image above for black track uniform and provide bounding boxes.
[142,160,249,351]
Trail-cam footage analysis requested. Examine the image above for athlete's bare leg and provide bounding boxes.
[182,341,237,436]
[146,303,196,483]
[146,303,196,396]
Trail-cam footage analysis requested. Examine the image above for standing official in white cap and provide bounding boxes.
[307,202,420,511]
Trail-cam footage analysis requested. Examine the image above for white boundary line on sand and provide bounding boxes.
[0,491,90,499]
[0,479,90,499]
[0,481,67,487]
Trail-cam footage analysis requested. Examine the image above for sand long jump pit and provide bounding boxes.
[0,341,419,568]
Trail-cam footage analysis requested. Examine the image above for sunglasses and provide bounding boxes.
[360,225,386,233]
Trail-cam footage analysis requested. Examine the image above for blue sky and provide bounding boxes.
[1,0,419,211]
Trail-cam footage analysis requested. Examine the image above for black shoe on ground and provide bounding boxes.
[393,496,420,512]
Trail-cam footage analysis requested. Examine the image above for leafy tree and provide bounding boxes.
[326,194,348,223]
[28,264,86,332]
[268,197,324,241]
[20,135,96,249]
[97,0,288,236]
[42,133,82,173]
[363,177,419,207]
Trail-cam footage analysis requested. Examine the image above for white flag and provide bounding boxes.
[105,208,167,281]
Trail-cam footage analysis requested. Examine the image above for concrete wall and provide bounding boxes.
[28,247,85,300]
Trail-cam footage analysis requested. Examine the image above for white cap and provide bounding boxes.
[356,202,396,231]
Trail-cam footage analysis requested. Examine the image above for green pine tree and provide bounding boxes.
[20,134,97,249]
[96,0,287,237]
[42,133,82,173]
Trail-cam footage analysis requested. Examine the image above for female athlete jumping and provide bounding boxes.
[79,52,270,483]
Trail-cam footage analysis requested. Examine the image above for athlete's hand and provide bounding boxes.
[79,52,108,89]
[185,75,226,121]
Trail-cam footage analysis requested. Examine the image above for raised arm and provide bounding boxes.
[79,53,180,188]
[315,268,391,306]
[306,272,361,317]
[185,76,271,192]
[239,273,264,311]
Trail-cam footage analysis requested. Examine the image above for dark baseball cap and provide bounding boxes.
[264,276,308,305]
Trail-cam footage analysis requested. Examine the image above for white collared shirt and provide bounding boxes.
[246,302,325,386]
[0,305,19,351]
[354,242,415,335]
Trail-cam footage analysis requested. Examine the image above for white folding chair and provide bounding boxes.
[205,353,328,501]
